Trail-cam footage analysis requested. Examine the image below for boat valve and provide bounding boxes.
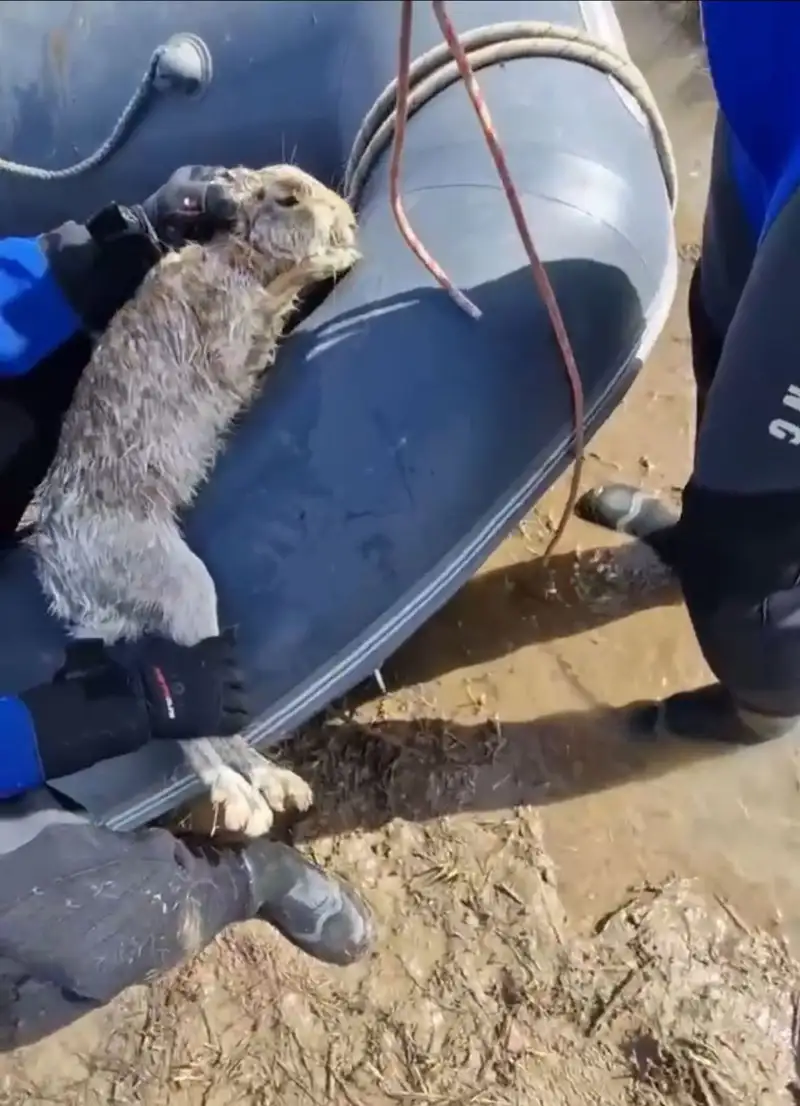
[152,32,213,100]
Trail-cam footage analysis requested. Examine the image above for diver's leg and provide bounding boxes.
[575,115,757,564]
[640,180,800,741]
[0,791,373,1049]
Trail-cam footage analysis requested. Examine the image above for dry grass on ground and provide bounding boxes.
[2,711,799,1106]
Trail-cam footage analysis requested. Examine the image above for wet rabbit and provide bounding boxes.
[29,165,359,836]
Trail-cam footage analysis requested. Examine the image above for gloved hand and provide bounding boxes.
[40,165,239,334]
[0,630,251,793]
[129,630,250,741]
[137,164,238,247]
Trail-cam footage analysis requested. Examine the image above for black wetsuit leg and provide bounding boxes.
[575,115,756,567]
[678,181,800,720]
[689,115,758,432]
[0,791,373,1049]
[579,115,800,735]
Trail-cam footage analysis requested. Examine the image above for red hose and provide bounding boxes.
[388,0,586,559]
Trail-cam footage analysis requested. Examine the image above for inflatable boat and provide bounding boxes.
[0,0,676,829]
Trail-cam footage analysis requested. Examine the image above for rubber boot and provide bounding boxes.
[629,682,800,744]
[575,483,680,567]
[236,839,374,966]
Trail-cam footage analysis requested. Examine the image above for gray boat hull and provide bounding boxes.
[0,0,676,828]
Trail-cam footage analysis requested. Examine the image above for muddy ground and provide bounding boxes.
[5,3,800,1104]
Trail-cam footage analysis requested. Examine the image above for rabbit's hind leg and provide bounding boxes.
[153,536,312,837]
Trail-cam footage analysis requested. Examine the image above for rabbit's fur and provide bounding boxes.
[28,165,359,836]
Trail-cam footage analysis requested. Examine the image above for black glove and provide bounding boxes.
[17,629,251,782]
[40,165,238,334]
[138,164,238,248]
[134,630,250,741]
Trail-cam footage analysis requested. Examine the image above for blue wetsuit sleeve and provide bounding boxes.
[701,1,800,239]
[0,235,83,379]
[0,696,45,798]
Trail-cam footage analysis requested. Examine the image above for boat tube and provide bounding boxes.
[0,0,676,829]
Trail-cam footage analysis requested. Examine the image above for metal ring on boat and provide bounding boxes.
[153,33,213,100]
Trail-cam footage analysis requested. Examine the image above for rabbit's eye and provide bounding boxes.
[275,194,300,208]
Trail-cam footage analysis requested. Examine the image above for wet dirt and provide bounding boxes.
[5,3,800,1103]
